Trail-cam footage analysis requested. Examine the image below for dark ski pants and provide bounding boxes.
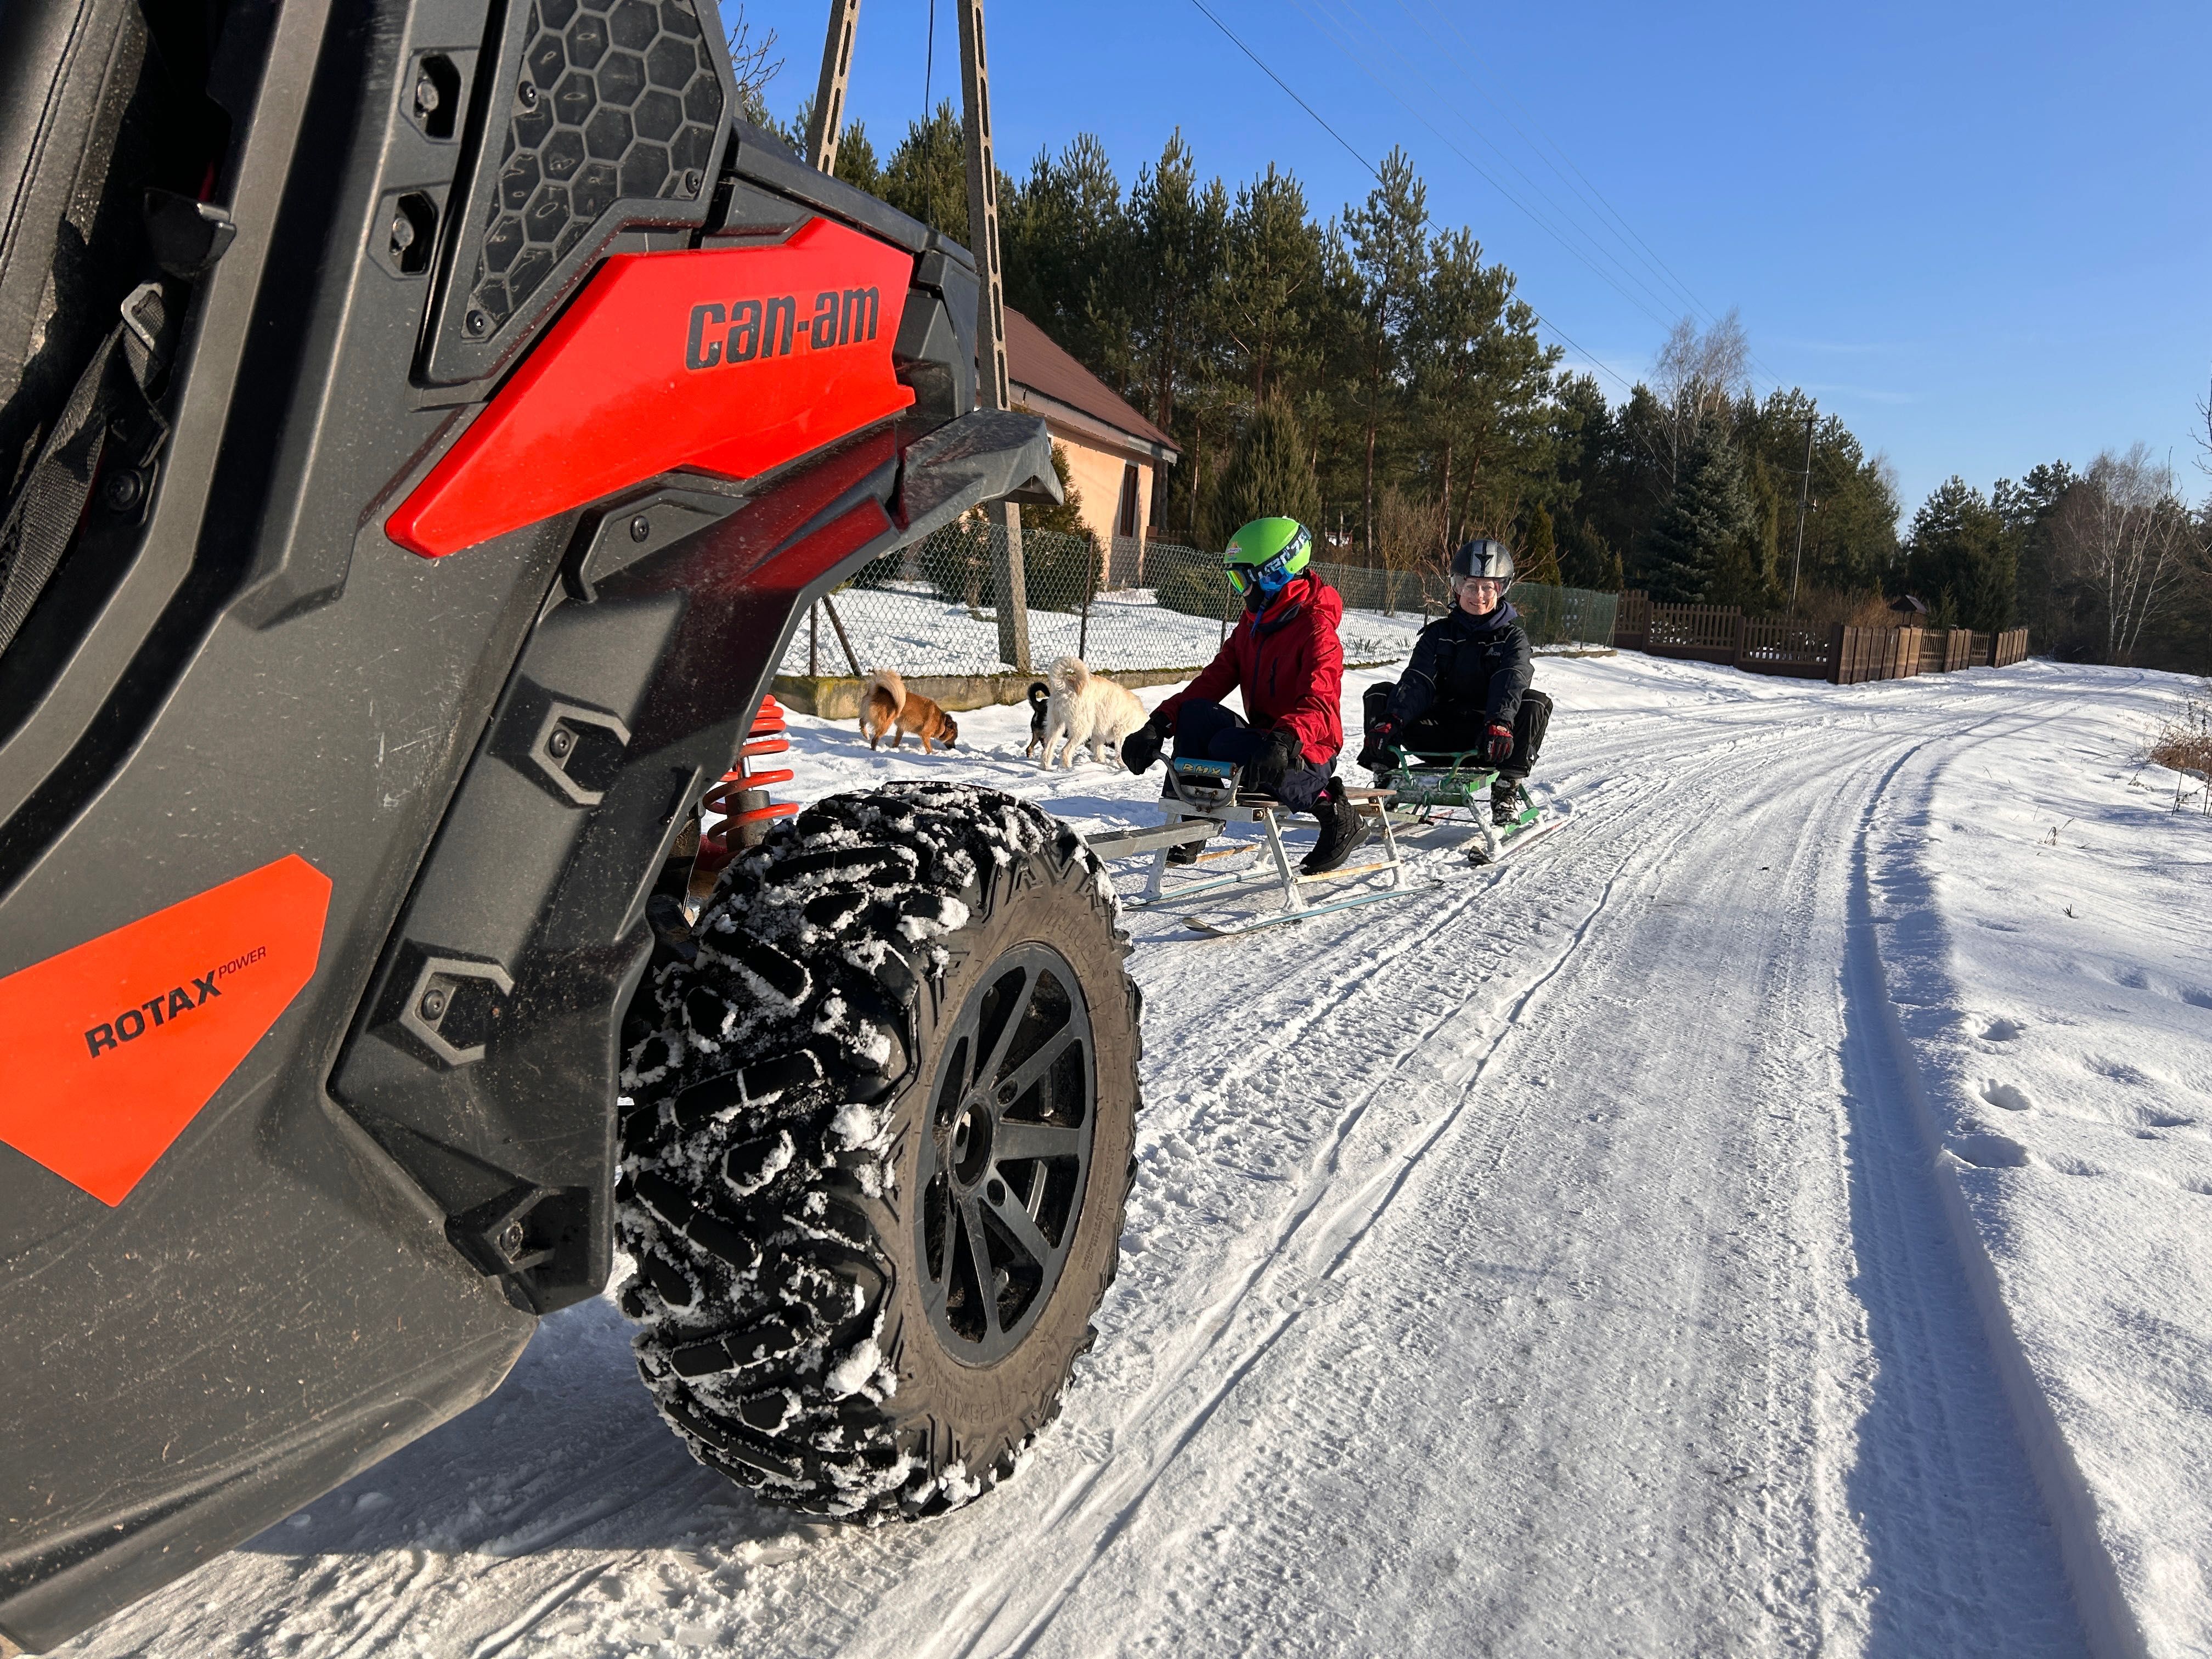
[1363,684,1553,780]
[1167,698,1332,811]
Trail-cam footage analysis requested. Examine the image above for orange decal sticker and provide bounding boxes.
[0,854,332,1205]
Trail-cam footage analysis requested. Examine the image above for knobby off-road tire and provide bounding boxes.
[616,782,1141,1519]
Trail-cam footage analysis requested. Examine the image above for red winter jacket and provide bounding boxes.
[1154,574,1345,764]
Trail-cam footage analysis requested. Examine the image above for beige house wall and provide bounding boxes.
[1045,431,1156,591]
[1053,439,1132,548]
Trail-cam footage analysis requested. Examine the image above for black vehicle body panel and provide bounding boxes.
[0,0,1046,1644]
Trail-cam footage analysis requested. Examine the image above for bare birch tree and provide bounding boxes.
[1374,485,1443,616]
[2052,445,2196,665]
[1651,310,1751,490]
[725,5,783,128]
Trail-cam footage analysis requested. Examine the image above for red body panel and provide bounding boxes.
[388,217,917,558]
[0,855,332,1204]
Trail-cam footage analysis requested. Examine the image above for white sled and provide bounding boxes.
[1084,758,1424,936]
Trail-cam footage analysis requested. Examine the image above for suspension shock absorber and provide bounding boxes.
[691,695,798,906]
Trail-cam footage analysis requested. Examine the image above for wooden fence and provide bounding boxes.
[1613,594,2028,685]
[1739,617,1834,678]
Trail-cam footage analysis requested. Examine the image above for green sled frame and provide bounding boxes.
[1379,748,1554,867]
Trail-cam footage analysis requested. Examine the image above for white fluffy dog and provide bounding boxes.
[1039,655,1149,770]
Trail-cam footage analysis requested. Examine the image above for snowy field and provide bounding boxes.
[56,653,2211,1658]
[775,584,1430,676]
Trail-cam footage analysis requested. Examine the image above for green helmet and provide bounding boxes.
[1222,517,1313,599]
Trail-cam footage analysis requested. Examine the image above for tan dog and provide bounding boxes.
[1039,656,1148,769]
[859,668,959,753]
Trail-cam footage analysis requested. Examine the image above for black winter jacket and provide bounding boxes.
[1383,600,1533,730]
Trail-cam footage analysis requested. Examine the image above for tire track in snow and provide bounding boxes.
[1828,709,2096,1654]
[884,732,1758,1657]
[988,706,2085,1658]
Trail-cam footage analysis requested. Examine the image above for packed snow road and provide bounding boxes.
[66,653,2196,1658]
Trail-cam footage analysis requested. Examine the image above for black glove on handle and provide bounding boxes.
[1119,718,1165,775]
[1245,728,1305,795]
[1484,723,1515,764]
[1357,719,1397,774]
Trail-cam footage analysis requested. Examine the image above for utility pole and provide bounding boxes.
[955,0,1030,672]
[802,0,862,173]
[802,0,862,673]
[1788,406,1816,614]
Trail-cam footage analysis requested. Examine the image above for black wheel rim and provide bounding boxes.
[917,941,1097,1365]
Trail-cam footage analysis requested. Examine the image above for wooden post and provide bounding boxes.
[803,0,861,683]
[1827,623,1846,684]
[821,593,865,678]
[802,0,862,173]
[955,0,1031,673]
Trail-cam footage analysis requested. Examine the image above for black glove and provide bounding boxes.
[1483,723,1515,764]
[1119,718,1165,775]
[1245,728,1305,795]
[1357,719,1398,774]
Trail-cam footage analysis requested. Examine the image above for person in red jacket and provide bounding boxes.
[1119,517,1368,873]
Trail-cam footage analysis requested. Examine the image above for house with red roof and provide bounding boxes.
[1003,307,1180,585]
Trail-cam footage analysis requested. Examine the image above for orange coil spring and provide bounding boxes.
[696,695,799,876]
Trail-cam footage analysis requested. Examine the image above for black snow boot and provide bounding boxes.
[1166,819,1212,865]
[1158,775,1213,864]
[1491,781,1528,827]
[1301,782,1367,875]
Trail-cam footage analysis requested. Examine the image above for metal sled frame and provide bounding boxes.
[1381,747,1551,866]
[1085,758,1415,935]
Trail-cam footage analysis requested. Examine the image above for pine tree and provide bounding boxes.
[1638,421,1755,603]
[1204,398,1322,548]
[880,101,968,242]
[1558,515,1610,589]
[1002,135,1127,369]
[878,102,1015,247]
[783,96,882,195]
[1905,477,2014,632]
[1215,163,1325,403]
[1520,504,1563,586]
[1996,461,2075,643]
[1344,149,1429,561]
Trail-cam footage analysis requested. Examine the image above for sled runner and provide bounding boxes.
[1085,758,1420,936]
[1379,747,1562,866]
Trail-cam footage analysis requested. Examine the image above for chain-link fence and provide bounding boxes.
[777,523,1618,679]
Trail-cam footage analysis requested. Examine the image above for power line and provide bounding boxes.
[1400,0,1714,326]
[1395,0,1792,393]
[1182,0,1675,481]
[921,0,936,226]
[1273,0,1668,404]
[1295,0,1678,337]
[1326,0,1694,335]
[1186,0,1376,178]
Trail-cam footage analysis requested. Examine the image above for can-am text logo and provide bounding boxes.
[685,286,881,371]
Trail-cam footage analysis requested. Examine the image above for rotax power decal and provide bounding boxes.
[0,854,331,1204]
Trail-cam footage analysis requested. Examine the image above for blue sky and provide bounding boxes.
[730,0,2211,522]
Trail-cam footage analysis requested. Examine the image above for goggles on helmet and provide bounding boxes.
[1226,550,1299,597]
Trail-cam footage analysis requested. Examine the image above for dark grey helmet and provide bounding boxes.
[1450,537,1516,585]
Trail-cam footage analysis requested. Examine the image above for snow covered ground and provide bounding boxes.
[774,584,1429,677]
[54,653,2210,1658]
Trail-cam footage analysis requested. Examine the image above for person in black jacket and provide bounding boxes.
[1357,537,1554,824]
